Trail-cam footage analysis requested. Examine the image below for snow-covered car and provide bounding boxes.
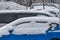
[0,17,59,40]
[0,1,26,10]
[30,3,59,15]
[0,10,56,27]
[30,3,59,9]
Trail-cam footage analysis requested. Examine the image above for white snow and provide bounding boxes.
[0,25,13,37]
[31,6,59,14]
[0,26,10,37]
[13,27,49,35]
[0,1,26,10]
[0,10,56,17]
[5,17,60,34]
[12,17,59,35]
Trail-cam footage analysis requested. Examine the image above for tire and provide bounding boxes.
[50,38,60,40]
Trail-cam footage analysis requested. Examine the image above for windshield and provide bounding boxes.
[0,13,51,23]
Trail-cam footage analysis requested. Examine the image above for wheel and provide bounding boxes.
[50,38,60,40]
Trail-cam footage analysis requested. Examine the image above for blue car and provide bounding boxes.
[0,25,60,40]
[0,17,59,40]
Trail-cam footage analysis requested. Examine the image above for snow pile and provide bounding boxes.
[31,6,59,14]
[0,1,26,10]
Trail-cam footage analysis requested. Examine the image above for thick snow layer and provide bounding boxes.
[13,27,49,35]
[12,17,59,35]
[12,22,49,34]
[10,17,59,26]
[0,1,26,10]
[0,10,56,17]
[0,17,59,37]
[31,6,59,14]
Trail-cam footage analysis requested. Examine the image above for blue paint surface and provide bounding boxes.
[0,25,60,40]
[0,32,60,40]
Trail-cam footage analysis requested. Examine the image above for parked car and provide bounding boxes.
[30,3,59,16]
[0,17,59,40]
[0,10,55,27]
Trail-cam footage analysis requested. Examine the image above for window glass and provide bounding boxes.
[0,13,50,23]
[0,13,37,23]
[37,13,51,17]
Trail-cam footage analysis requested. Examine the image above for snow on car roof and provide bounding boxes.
[0,10,55,17]
[31,3,59,9]
[31,3,59,14]
[10,17,59,26]
[0,10,49,13]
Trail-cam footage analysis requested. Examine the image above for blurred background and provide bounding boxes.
[0,0,60,7]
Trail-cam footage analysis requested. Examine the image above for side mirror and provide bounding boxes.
[49,23,59,30]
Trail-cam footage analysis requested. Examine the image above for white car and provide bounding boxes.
[0,16,59,37]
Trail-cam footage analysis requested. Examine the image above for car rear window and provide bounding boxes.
[0,13,51,23]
